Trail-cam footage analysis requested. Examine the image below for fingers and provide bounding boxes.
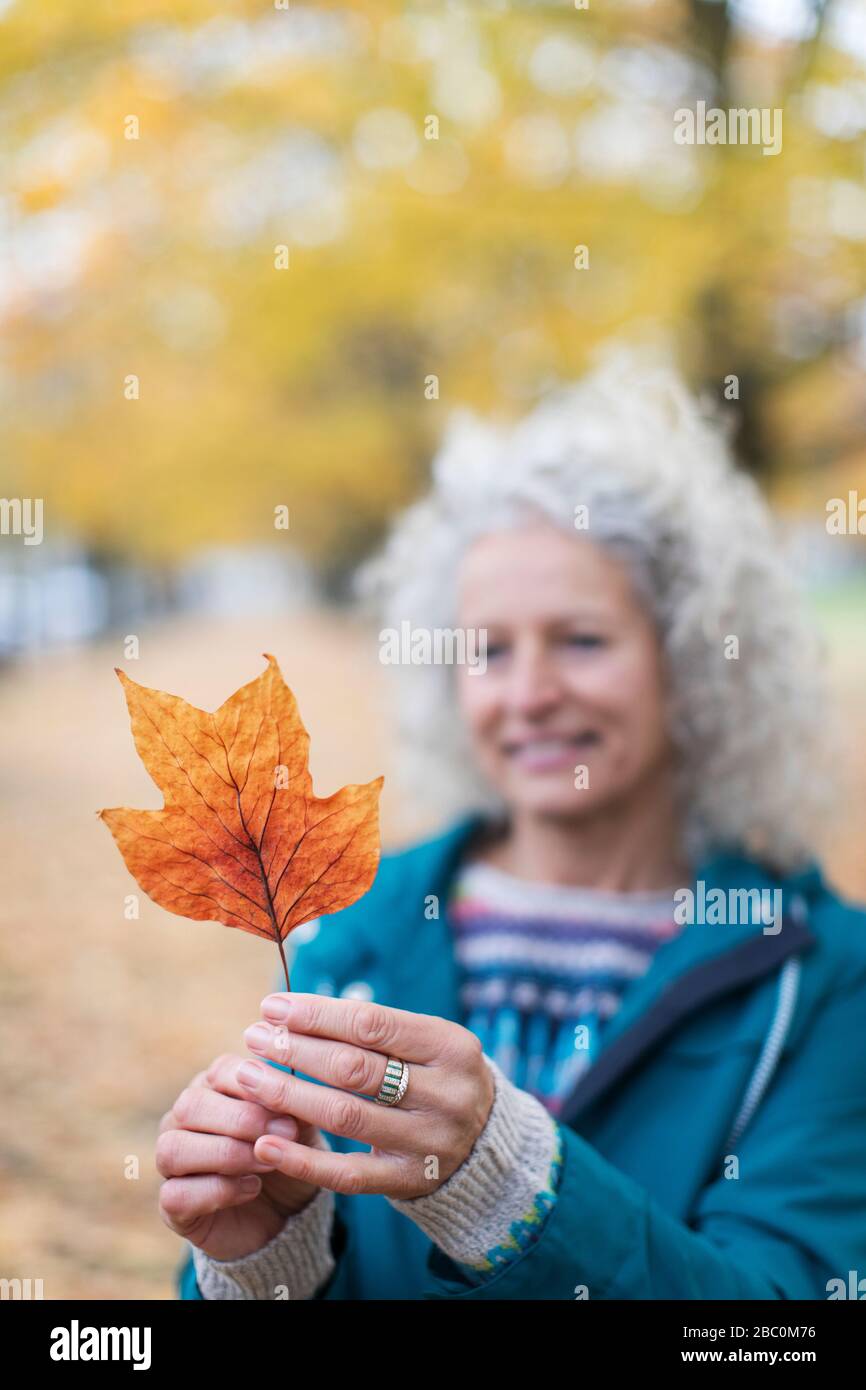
[204,1053,321,1146]
[248,1136,402,1197]
[202,1053,262,1101]
[158,1053,317,1153]
[156,1128,283,1179]
[170,1083,281,1144]
[259,992,464,1066]
[233,1057,428,1151]
[158,1056,254,1136]
[241,1022,435,1111]
[159,1173,262,1237]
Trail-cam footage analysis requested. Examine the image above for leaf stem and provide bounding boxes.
[278,939,290,994]
[276,939,295,1078]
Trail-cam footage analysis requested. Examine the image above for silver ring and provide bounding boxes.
[375,1056,409,1106]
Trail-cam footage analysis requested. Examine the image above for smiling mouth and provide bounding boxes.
[503,732,601,760]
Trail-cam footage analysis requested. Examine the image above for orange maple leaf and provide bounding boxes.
[99,653,383,989]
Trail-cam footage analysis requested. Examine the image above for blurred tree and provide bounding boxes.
[1,0,864,576]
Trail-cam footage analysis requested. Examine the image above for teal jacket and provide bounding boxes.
[177,814,866,1300]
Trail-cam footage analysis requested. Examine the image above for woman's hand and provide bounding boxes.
[157,1052,327,1261]
[237,993,496,1200]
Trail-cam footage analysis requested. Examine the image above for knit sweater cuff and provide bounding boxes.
[387,1052,562,1273]
[192,1179,336,1300]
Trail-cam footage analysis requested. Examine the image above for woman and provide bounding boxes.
[162,349,866,1300]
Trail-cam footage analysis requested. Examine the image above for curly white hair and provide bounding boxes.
[356,343,832,872]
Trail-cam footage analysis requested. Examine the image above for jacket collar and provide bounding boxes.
[376,814,818,1125]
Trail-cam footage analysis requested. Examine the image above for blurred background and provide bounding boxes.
[1,0,864,1297]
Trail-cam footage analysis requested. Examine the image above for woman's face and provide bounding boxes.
[454,522,675,821]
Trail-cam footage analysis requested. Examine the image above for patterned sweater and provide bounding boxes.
[450,860,682,1113]
[192,860,680,1299]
